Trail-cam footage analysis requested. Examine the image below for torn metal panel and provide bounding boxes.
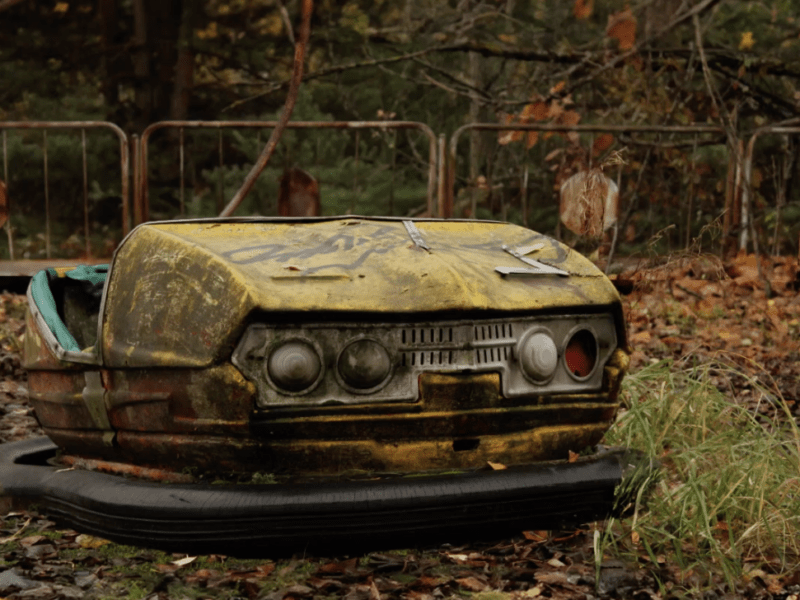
[403,220,431,251]
[502,245,570,276]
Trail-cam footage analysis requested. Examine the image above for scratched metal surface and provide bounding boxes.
[101,217,620,368]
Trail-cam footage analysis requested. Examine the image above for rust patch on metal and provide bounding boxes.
[60,455,196,483]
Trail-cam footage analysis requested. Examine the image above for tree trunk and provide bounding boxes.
[170,4,196,122]
[132,0,150,130]
[98,0,119,106]
[131,0,186,130]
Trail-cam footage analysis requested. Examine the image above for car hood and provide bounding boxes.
[102,217,621,367]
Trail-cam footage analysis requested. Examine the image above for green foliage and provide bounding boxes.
[2,0,800,254]
[250,472,277,485]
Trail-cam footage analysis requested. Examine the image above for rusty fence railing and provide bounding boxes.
[136,120,439,224]
[446,123,729,252]
[0,121,129,275]
[741,118,800,255]
[5,117,800,276]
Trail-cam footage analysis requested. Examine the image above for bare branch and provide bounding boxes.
[277,1,295,47]
[693,13,727,129]
[412,57,493,103]
[219,0,312,216]
[223,45,452,112]
[558,0,723,100]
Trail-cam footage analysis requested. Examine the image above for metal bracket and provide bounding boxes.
[82,371,115,444]
[500,245,569,277]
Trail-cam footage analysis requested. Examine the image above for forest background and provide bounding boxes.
[3,2,800,598]
[1,0,800,261]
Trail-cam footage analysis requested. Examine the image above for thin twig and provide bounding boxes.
[0,517,32,544]
[224,46,454,112]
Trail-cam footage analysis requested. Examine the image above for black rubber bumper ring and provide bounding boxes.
[0,437,635,555]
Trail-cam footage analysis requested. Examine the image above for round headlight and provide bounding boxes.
[338,339,391,390]
[564,328,598,379]
[519,331,558,382]
[267,341,322,393]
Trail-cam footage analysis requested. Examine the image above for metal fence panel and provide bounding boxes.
[137,120,438,224]
[446,123,730,256]
[0,122,129,275]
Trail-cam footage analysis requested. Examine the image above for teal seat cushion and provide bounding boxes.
[30,265,108,353]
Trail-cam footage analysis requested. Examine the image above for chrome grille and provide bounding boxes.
[474,322,513,341]
[402,349,455,367]
[233,314,618,408]
[472,322,514,365]
[401,326,454,345]
[475,346,511,365]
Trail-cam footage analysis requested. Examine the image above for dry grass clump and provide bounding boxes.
[602,357,800,592]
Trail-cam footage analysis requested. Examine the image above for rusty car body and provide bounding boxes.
[1,215,637,553]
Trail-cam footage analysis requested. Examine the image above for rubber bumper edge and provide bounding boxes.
[0,438,645,555]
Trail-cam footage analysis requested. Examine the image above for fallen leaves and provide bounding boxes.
[619,252,800,412]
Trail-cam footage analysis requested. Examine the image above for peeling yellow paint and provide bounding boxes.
[103,218,621,368]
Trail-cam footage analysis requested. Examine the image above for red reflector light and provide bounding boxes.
[565,330,597,378]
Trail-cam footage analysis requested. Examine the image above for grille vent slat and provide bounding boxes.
[472,322,515,365]
[402,350,452,366]
[401,323,515,367]
[402,326,456,347]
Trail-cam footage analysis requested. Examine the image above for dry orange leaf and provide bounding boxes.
[523,530,549,542]
[545,148,563,162]
[568,450,579,463]
[526,131,539,149]
[607,8,637,50]
[20,535,46,547]
[556,109,581,127]
[592,133,614,156]
[498,130,515,145]
[503,130,524,145]
[457,577,488,592]
[573,0,593,19]
[498,113,523,145]
[521,101,549,122]
[547,101,564,120]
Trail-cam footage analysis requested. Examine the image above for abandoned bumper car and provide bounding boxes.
[0,216,643,553]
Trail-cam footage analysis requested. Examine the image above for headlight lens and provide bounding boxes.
[338,339,392,390]
[564,329,598,378]
[518,331,558,382]
[267,341,322,392]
